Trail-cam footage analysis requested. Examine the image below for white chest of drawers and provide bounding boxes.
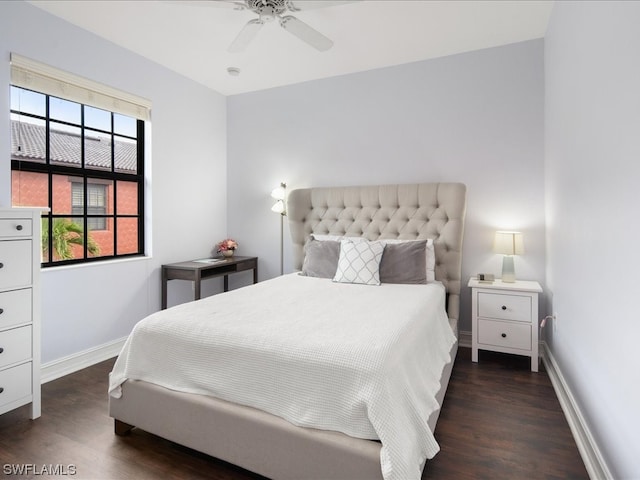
[469,278,543,372]
[0,208,43,419]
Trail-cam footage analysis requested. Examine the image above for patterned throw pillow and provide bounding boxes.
[333,239,385,285]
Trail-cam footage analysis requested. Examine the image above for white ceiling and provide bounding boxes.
[28,0,554,96]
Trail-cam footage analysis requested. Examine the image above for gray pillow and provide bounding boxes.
[379,240,427,284]
[300,239,340,278]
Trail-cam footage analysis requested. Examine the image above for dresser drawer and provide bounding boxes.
[477,292,532,322]
[0,326,32,369]
[0,218,32,238]
[0,362,32,409]
[0,289,32,330]
[0,240,32,290]
[478,319,531,351]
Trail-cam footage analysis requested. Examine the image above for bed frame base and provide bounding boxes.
[114,419,134,436]
[109,341,457,480]
[110,382,384,480]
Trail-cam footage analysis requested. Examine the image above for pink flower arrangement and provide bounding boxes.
[216,238,238,252]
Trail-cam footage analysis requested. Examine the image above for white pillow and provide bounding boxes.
[313,234,435,282]
[333,239,385,286]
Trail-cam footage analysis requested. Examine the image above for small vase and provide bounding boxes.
[222,250,234,258]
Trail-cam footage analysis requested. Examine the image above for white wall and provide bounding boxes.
[0,1,228,363]
[4,3,633,475]
[545,2,640,477]
[227,39,546,334]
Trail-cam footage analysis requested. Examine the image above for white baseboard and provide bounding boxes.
[541,342,613,480]
[41,336,127,384]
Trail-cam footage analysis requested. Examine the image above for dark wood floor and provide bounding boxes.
[0,348,588,479]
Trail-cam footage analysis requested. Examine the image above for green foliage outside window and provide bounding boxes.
[41,218,100,261]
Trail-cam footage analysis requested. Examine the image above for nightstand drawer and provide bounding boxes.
[0,240,32,290]
[0,218,32,238]
[0,362,32,409]
[478,292,532,322]
[0,326,32,369]
[478,319,531,350]
[0,289,32,330]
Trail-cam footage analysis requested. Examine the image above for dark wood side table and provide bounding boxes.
[161,256,258,309]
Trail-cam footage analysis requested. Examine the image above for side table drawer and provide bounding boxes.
[478,319,531,351]
[0,326,32,369]
[478,292,532,322]
[0,362,32,409]
[0,240,32,290]
[0,289,32,330]
[0,218,32,238]
[235,260,257,272]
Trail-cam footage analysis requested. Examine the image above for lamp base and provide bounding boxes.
[501,255,516,283]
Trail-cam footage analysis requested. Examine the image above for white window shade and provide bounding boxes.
[10,53,151,122]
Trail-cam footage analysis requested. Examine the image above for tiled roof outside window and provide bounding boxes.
[11,120,137,173]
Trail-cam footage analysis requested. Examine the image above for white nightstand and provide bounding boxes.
[469,278,543,372]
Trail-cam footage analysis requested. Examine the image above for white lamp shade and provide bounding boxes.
[271,184,286,200]
[271,199,285,214]
[493,231,525,256]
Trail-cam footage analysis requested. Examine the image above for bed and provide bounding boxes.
[109,182,467,480]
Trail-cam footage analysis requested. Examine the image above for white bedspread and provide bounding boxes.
[109,273,456,480]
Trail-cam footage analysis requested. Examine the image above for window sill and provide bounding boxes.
[40,255,152,273]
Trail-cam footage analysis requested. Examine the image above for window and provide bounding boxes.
[10,54,150,266]
[72,182,107,231]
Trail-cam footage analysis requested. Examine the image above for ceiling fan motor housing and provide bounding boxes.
[247,0,288,20]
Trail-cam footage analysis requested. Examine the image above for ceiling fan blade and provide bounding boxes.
[212,0,247,9]
[228,18,264,53]
[286,1,358,11]
[279,15,333,51]
[166,1,246,9]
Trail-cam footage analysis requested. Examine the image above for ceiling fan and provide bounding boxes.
[215,0,352,53]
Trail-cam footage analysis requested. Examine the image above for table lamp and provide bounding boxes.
[493,231,524,283]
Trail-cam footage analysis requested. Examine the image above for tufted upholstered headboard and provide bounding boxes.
[287,183,467,325]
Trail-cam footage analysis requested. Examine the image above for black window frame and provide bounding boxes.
[10,86,146,267]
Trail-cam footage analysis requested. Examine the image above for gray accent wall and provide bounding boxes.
[545,1,640,477]
[227,39,546,334]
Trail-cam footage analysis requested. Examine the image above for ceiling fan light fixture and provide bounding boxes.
[258,5,277,21]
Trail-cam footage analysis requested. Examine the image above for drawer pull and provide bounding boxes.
[501,333,507,338]
[16,224,23,231]
[0,387,3,394]
[0,347,3,353]
[0,308,3,315]
[501,305,507,310]
[0,262,3,269]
